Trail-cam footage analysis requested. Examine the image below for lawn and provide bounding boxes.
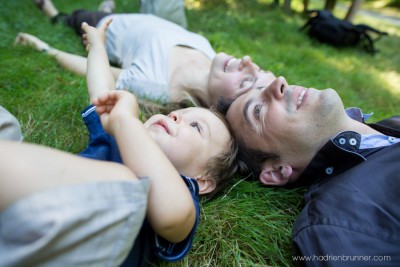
[1,0,399,266]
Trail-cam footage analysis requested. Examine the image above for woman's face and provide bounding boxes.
[207,52,277,107]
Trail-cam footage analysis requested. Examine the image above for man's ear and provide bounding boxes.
[195,175,216,195]
[259,163,293,186]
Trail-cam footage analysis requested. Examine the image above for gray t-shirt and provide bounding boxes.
[0,105,23,142]
[98,14,216,102]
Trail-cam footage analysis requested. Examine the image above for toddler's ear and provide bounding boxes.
[195,175,216,195]
[259,165,292,186]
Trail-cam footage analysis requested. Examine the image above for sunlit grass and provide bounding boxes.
[1,0,399,266]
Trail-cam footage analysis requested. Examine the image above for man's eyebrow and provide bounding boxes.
[243,97,253,129]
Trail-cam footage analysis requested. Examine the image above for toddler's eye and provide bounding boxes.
[254,105,262,119]
[190,122,201,133]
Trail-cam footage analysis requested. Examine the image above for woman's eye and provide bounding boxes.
[240,77,254,89]
[190,122,201,133]
[254,105,261,119]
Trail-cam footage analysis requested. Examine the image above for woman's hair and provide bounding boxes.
[138,98,193,121]
[183,88,209,108]
[200,108,240,200]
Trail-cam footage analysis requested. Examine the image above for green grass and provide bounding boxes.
[1,0,399,266]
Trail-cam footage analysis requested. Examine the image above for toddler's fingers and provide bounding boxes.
[96,103,115,114]
[96,91,115,104]
[82,36,87,44]
[81,22,89,32]
[95,105,106,114]
[99,17,113,32]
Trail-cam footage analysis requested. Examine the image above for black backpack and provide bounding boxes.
[300,10,388,54]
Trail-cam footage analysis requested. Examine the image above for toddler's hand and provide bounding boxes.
[81,17,113,52]
[93,90,140,135]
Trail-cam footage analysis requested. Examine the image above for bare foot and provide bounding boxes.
[98,0,115,13]
[14,33,50,52]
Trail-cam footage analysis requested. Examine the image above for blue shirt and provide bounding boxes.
[346,107,400,148]
[79,105,201,265]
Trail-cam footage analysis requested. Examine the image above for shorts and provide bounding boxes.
[55,10,111,36]
[0,179,150,267]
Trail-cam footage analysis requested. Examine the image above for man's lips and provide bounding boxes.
[291,86,308,110]
[297,88,307,110]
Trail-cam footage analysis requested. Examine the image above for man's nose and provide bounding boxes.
[261,76,288,100]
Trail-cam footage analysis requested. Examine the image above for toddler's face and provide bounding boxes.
[144,107,230,178]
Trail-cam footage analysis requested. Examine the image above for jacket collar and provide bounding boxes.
[294,116,400,187]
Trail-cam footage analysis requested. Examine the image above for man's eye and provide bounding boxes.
[254,105,261,119]
[190,122,201,133]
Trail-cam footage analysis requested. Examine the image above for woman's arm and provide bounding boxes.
[14,32,122,92]
[48,49,88,76]
[48,49,122,80]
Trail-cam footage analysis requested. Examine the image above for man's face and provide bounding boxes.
[207,52,276,107]
[226,77,346,184]
[145,107,230,178]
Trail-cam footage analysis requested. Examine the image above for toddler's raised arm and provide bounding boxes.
[82,18,116,103]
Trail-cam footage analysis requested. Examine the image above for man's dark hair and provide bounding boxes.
[236,139,280,180]
[216,96,280,180]
[217,97,234,115]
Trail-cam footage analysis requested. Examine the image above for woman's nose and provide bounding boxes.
[239,56,251,70]
[240,56,259,73]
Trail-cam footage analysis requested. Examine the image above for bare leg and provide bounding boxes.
[33,0,59,18]
[0,140,137,211]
